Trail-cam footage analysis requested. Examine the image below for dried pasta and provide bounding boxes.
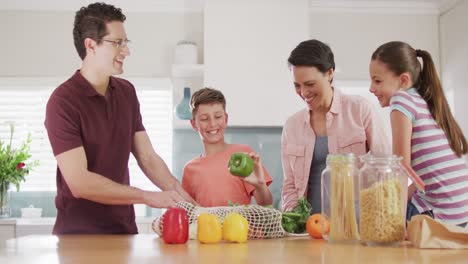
[359,178,405,244]
[327,160,360,241]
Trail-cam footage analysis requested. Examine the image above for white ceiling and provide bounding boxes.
[0,0,460,13]
[309,0,460,14]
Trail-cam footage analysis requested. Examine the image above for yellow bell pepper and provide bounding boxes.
[223,212,249,243]
[197,213,222,244]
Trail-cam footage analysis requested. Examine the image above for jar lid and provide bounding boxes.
[360,153,402,163]
[326,153,355,163]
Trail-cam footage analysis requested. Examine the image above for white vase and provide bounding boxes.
[0,182,11,218]
[173,40,198,64]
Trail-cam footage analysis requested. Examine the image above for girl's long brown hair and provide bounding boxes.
[372,41,467,156]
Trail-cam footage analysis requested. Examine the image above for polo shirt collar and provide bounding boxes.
[72,70,115,97]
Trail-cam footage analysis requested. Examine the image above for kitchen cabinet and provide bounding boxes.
[440,0,468,137]
[0,217,154,243]
[204,0,308,126]
[0,220,15,242]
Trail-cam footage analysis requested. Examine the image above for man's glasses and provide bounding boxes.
[101,39,131,49]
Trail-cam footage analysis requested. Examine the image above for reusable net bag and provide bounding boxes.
[153,201,285,239]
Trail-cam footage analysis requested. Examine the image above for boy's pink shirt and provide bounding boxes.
[182,144,273,207]
[281,88,391,211]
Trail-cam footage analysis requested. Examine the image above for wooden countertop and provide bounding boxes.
[1,234,467,264]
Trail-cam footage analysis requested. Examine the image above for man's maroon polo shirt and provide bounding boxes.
[45,70,145,234]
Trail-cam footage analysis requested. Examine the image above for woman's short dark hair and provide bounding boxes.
[288,39,335,74]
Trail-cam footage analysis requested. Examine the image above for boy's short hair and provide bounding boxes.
[73,2,126,60]
[190,87,226,117]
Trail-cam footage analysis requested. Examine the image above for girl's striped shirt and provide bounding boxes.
[390,88,468,226]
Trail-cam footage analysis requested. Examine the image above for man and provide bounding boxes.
[44,2,195,234]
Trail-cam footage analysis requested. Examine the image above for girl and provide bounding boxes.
[369,41,468,227]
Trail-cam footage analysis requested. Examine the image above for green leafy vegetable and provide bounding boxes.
[281,197,312,233]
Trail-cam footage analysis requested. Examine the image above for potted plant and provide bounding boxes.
[0,122,39,218]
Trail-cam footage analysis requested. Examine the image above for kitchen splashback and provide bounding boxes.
[172,127,284,208]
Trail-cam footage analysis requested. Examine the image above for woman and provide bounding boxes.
[369,41,468,226]
[281,39,390,213]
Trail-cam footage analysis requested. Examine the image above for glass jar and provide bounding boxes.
[321,154,360,243]
[358,154,407,246]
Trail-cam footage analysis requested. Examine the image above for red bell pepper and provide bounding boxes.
[161,207,189,244]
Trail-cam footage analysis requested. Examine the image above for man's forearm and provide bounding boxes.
[73,171,147,205]
[138,152,179,191]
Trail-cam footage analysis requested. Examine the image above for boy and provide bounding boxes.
[182,88,273,207]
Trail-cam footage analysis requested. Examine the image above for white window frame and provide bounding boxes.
[0,77,173,192]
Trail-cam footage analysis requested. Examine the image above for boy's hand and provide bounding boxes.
[241,152,266,188]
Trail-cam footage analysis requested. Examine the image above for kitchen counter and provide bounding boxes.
[1,234,467,263]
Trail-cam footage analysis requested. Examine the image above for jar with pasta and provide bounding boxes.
[358,154,407,246]
[321,154,359,243]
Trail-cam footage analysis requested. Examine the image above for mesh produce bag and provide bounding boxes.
[152,201,285,239]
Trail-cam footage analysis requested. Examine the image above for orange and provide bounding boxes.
[306,213,330,239]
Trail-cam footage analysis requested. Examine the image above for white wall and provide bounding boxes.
[306,10,439,141]
[440,0,468,137]
[1,8,440,80]
[204,0,308,126]
[0,10,203,77]
[309,12,440,81]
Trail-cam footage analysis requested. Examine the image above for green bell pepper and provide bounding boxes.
[228,152,254,177]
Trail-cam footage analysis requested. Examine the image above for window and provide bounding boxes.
[0,77,173,191]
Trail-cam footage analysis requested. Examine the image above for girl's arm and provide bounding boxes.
[391,110,413,199]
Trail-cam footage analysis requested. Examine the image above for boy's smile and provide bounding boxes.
[207,129,220,135]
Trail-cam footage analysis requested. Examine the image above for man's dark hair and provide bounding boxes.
[73,2,126,60]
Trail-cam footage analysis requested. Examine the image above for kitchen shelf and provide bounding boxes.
[173,117,192,129]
